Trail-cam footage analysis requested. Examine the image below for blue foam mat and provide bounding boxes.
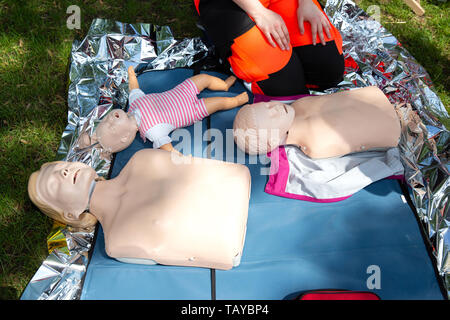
[80,69,443,300]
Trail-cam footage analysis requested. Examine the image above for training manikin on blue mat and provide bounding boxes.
[80,68,443,300]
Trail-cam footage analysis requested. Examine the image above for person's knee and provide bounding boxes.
[229,26,292,81]
[317,53,345,87]
[294,42,345,90]
[256,53,309,96]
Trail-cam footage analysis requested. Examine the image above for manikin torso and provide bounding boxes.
[89,149,251,270]
[285,86,401,158]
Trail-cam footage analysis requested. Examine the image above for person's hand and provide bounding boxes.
[297,0,332,46]
[252,7,290,51]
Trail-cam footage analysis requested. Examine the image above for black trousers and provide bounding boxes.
[198,0,345,96]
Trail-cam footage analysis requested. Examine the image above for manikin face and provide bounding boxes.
[252,101,295,134]
[233,101,296,155]
[95,109,138,153]
[36,161,98,219]
[251,101,295,152]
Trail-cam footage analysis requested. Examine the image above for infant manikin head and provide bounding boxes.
[233,101,295,155]
[92,109,138,154]
[28,161,98,228]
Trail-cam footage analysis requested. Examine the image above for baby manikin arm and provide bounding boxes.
[159,142,175,152]
[102,150,251,270]
[77,132,92,149]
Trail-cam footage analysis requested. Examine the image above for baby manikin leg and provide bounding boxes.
[191,74,237,92]
[203,92,249,114]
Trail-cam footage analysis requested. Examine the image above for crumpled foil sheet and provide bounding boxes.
[22,18,208,300]
[57,18,208,175]
[323,0,449,298]
[23,224,94,300]
[24,0,449,299]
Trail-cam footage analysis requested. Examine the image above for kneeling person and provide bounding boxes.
[233,86,401,159]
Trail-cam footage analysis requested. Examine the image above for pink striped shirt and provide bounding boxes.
[128,78,208,147]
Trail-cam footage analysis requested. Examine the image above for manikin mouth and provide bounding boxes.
[283,104,288,113]
[73,169,80,184]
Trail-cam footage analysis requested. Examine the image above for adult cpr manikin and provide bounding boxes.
[28,149,251,270]
[233,86,401,158]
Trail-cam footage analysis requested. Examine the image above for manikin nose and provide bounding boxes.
[107,111,120,122]
[61,168,69,178]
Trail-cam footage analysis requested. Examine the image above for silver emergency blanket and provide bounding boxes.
[22,18,208,300]
[24,0,449,299]
[21,226,94,300]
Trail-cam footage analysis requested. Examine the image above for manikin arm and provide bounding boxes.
[128,66,140,91]
[77,132,93,149]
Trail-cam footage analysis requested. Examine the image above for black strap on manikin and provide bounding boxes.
[210,269,216,300]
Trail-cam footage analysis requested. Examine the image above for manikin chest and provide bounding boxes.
[97,150,252,270]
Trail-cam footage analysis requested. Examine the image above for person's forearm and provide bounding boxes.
[298,0,316,10]
[232,0,266,18]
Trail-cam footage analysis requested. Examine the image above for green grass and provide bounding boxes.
[0,0,448,300]
[0,0,199,300]
[357,0,450,125]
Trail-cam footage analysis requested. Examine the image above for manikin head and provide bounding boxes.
[81,109,138,156]
[28,161,99,228]
[233,101,295,155]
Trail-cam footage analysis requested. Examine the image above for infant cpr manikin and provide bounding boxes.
[233,86,401,158]
[28,149,251,270]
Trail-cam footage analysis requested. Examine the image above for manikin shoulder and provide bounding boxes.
[125,149,173,171]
